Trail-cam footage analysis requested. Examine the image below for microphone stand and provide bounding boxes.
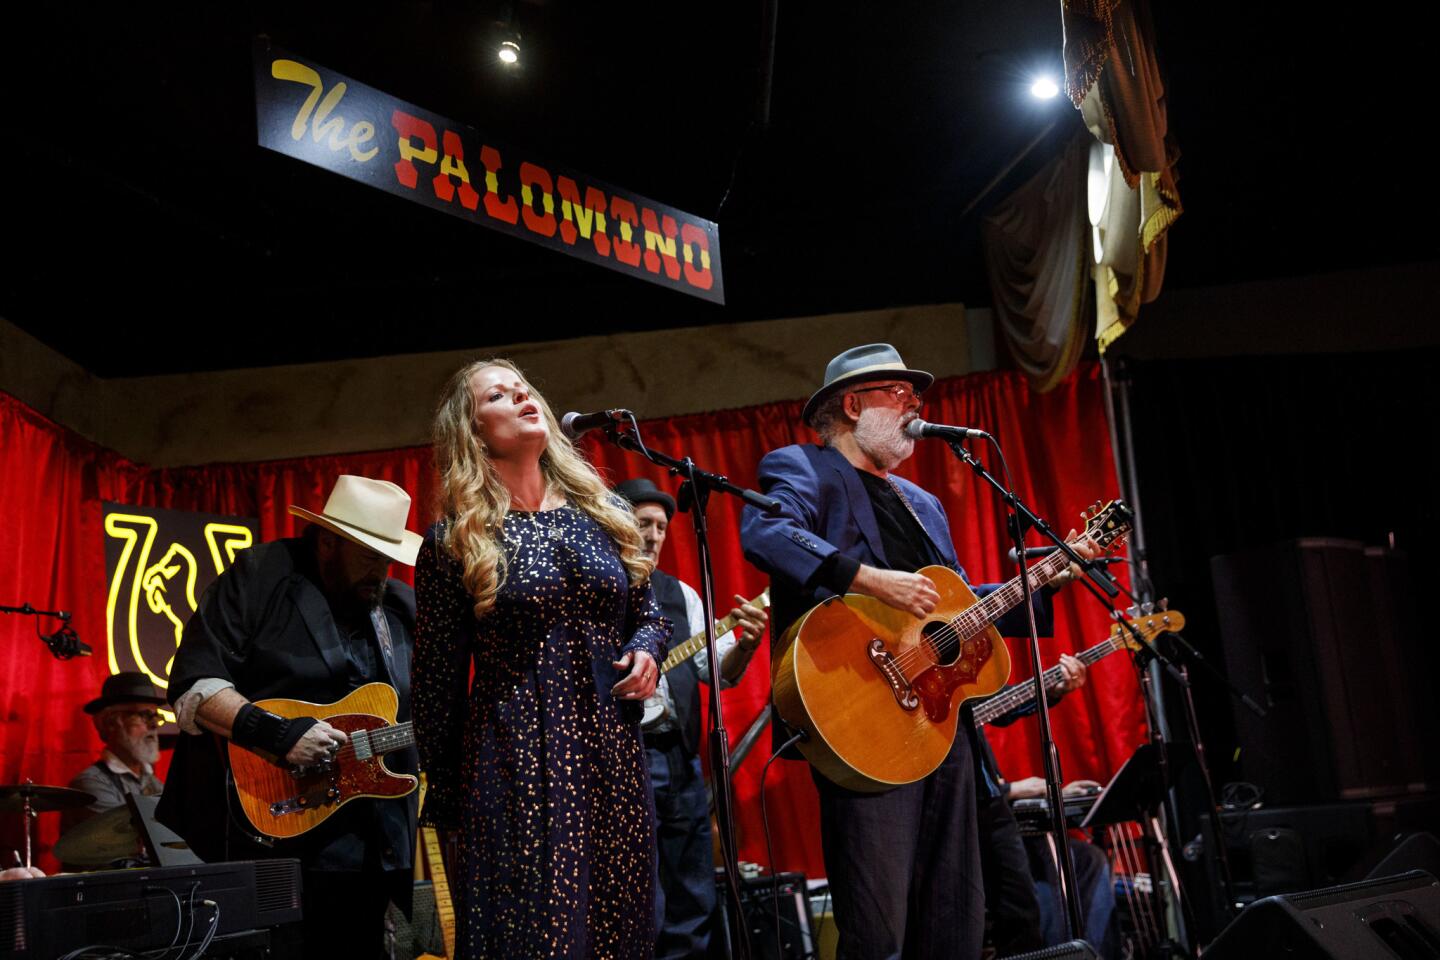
[598,414,782,960]
[938,437,1117,943]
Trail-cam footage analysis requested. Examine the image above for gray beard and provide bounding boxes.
[853,407,915,472]
[119,728,160,767]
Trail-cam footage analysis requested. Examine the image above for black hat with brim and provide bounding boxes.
[614,478,677,519]
[84,671,166,714]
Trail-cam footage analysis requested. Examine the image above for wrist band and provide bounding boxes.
[232,703,318,759]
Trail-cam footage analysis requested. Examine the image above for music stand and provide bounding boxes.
[1081,741,1199,830]
[127,793,203,866]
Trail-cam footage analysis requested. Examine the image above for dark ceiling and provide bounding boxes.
[1,3,1434,376]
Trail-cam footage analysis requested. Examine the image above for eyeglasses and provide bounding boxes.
[851,382,923,407]
[119,710,162,726]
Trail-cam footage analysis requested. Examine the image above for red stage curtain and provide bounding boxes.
[0,364,1145,878]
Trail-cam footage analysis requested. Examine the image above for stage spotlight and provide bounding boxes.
[1030,76,1059,99]
[498,39,520,65]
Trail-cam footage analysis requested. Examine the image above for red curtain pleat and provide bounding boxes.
[0,363,1146,878]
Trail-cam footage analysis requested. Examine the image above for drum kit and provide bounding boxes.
[0,781,150,868]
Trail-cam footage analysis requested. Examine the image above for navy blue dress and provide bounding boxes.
[413,507,670,959]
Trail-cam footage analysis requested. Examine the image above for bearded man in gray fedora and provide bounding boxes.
[740,344,1093,960]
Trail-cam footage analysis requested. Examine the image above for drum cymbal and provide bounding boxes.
[52,805,143,865]
[0,783,96,813]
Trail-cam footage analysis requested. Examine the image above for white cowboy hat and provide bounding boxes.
[288,475,422,565]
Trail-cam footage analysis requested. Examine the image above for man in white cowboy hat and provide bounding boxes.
[156,474,423,960]
[739,344,1094,960]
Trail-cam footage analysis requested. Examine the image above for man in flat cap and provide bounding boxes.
[158,475,423,959]
[614,477,768,960]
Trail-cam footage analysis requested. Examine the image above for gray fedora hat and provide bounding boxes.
[614,477,677,519]
[802,343,933,425]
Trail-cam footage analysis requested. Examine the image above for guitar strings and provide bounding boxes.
[886,528,1126,679]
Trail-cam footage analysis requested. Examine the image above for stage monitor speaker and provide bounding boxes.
[715,871,814,960]
[998,940,1098,959]
[1368,833,1440,883]
[1200,870,1440,959]
[1211,539,1429,803]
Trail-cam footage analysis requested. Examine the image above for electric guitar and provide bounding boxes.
[770,500,1132,792]
[227,682,418,838]
[971,605,1185,727]
[641,587,771,726]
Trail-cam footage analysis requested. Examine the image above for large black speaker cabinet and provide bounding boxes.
[1211,539,1430,803]
[999,940,1098,959]
[1201,871,1440,959]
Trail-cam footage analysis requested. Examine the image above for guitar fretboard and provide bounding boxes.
[971,636,1117,726]
[350,721,415,760]
[949,551,1071,644]
[660,589,770,674]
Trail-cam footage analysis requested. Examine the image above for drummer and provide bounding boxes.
[63,672,166,835]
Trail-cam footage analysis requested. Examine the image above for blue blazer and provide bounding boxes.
[740,442,1050,653]
[741,443,1050,787]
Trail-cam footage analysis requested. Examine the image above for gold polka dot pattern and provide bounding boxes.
[413,506,671,959]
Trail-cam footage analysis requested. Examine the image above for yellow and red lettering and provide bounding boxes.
[480,146,520,224]
[641,208,681,280]
[680,223,714,290]
[519,162,557,237]
[433,130,480,211]
[610,197,642,267]
[557,177,610,257]
[391,110,438,190]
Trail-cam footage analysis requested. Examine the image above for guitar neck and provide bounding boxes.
[951,551,1072,645]
[422,827,457,958]
[972,636,1116,727]
[660,589,769,675]
[351,721,415,758]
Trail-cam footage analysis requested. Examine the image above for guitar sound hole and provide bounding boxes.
[920,620,958,666]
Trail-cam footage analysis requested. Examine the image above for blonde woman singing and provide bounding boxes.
[413,360,671,959]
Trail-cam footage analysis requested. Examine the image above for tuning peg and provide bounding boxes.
[1141,601,1154,615]
[1125,605,1139,618]
[1158,597,1169,611]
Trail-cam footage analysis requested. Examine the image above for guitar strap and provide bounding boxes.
[370,607,399,687]
[885,476,947,567]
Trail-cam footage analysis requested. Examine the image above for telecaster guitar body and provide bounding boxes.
[228,682,418,839]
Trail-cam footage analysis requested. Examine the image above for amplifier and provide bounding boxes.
[0,858,303,959]
[715,871,814,960]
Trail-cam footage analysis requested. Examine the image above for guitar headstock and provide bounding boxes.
[1080,499,1133,552]
[1110,607,1186,652]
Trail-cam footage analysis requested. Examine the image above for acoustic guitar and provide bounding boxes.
[971,605,1185,727]
[228,682,418,838]
[770,500,1132,792]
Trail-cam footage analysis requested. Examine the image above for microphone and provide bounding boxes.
[1006,546,1126,564]
[904,418,989,441]
[560,408,632,440]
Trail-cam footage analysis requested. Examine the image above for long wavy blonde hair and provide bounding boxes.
[432,358,650,618]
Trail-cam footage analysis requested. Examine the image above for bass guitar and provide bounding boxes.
[228,682,418,838]
[971,605,1185,726]
[770,500,1131,792]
